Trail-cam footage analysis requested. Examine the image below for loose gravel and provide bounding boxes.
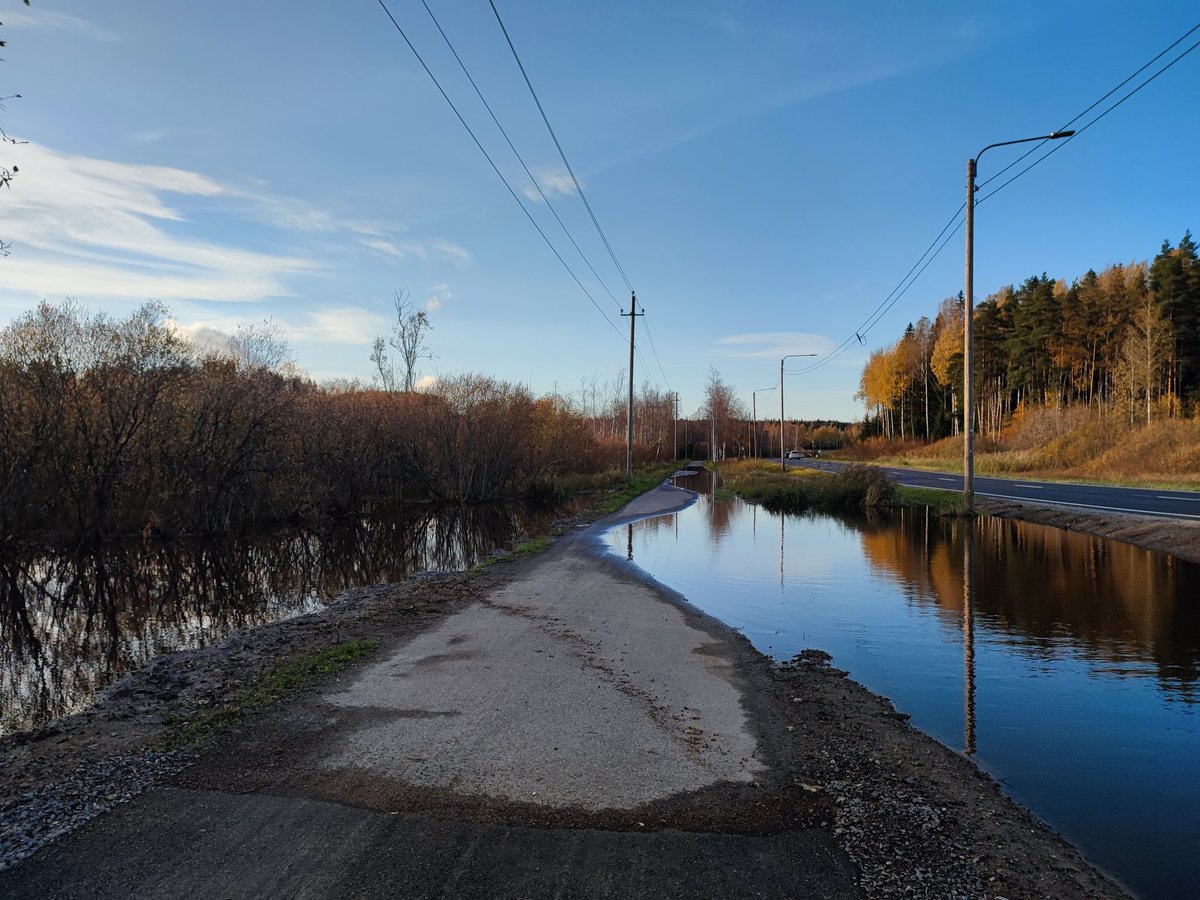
[0,749,193,871]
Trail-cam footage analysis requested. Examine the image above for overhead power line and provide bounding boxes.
[641,312,673,391]
[793,20,1200,377]
[417,0,622,310]
[976,27,1200,205]
[488,0,634,294]
[976,21,1200,193]
[794,204,966,377]
[373,0,623,340]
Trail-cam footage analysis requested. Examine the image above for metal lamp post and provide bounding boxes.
[780,354,817,470]
[752,387,775,459]
[963,130,1073,508]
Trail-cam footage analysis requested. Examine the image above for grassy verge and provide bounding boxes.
[162,638,380,747]
[472,464,682,571]
[894,485,970,514]
[512,535,552,556]
[717,460,897,513]
[586,464,681,515]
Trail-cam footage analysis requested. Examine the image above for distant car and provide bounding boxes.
[785,450,802,459]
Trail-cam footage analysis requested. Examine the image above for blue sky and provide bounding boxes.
[2,1,1197,420]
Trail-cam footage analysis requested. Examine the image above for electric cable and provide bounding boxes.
[373,0,623,340]
[977,30,1200,205]
[488,0,634,293]
[800,20,1200,375]
[641,312,673,391]
[418,0,623,310]
[976,22,1200,192]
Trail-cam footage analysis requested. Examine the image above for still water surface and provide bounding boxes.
[608,476,1198,900]
[1,502,565,736]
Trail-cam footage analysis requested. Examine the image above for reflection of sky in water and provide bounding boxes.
[609,490,1199,900]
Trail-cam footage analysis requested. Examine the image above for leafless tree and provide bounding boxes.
[227,318,293,373]
[369,337,396,393]
[701,367,747,461]
[370,289,434,393]
[389,289,433,392]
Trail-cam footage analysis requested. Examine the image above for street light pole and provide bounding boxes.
[752,387,775,459]
[963,130,1073,508]
[780,354,817,471]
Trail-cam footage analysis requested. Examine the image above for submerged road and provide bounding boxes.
[0,482,1129,900]
[0,484,860,900]
[785,458,1200,520]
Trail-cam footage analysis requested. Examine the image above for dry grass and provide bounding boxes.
[1081,419,1200,484]
[838,414,1200,489]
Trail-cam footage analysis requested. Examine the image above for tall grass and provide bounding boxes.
[718,461,897,513]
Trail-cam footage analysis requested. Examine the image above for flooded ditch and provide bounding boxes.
[608,474,1198,899]
[1,501,568,737]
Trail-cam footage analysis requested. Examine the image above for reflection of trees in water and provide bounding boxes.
[0,502,557,734]
[855,507,1199,701]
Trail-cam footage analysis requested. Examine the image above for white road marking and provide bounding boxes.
[1015,484,1044,490]
[1157,495,1200,502]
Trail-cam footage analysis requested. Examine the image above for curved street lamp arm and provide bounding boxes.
[974,130,1075,164]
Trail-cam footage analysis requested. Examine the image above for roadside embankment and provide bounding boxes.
[1,481,1130,898]
[977,496,1200,565]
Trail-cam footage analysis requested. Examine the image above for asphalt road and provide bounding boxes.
[780,457,1200,520]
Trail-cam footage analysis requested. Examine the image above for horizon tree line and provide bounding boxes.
[857,230,1200,440]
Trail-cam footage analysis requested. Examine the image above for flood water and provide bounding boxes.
[1,502,566,736]
[609,476,1199,900]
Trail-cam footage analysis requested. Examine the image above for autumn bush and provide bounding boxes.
[719,461,897,513]
[0,301,652,546]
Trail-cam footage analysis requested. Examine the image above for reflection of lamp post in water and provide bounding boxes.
[627,522,634,561]
[962,521,977,756]
[780,509,785,591]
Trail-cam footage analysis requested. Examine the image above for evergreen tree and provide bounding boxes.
[1150,231,1200,404]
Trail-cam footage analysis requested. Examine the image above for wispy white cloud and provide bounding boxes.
[360,237,469,265]
[424,283,452,312]
[427,239,470,265]
[715,332,833,359]
[362,239,428,260]
[171,305,389,351]
[287,306,391,345]
[3,9,121,42]
[0,142,470,310]
[240,194,385,239]
[0,142,314,303]
[521,168,577,203]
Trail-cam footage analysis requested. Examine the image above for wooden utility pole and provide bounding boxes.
[621,292,642,479]
[673,392,680,461]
